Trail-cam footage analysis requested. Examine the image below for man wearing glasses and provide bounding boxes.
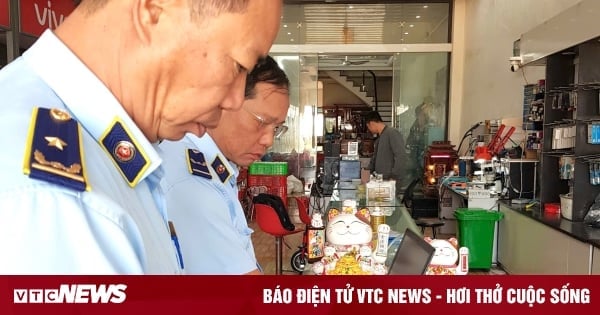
[160,56,289,274]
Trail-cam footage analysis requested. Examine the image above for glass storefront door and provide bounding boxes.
[392,52,450,185]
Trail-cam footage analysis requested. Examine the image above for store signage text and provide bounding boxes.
[21,0,76,37]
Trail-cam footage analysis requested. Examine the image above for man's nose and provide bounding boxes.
[258,128,275,149]
[220,74,247,111]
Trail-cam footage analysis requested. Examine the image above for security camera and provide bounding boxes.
[509,56,522,72]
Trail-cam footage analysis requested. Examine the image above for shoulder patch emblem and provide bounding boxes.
[99,118,150,187]
[23,107,89,191]
[186,149,212,179]
[211,154,232,184]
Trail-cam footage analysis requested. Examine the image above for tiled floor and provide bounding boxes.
[249,220,507,275]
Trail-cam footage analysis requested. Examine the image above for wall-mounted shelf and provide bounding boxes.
[540,38,600,221]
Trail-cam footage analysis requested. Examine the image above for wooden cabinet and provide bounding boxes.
[498,205,589,274]
[322,105,375,157]
[322,105,372,139]
[540,39,600,221]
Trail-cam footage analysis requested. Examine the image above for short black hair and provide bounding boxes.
[245,56,290,99]
[364,110,383,123]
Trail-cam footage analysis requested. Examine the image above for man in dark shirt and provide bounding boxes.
[365,111,409,194]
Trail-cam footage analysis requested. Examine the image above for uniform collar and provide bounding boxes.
[22,30,161,186]
[186,133,239,182]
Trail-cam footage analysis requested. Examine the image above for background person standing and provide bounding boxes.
[365,110,410,195]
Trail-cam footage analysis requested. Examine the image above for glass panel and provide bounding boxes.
[271,55,301,154]
[270,54,319,153]
[268,54,319,179]
[392,52,449,184]
[277,2,451,45]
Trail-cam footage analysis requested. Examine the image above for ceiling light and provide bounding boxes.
[287,32,292,35]
[404,32,409,35]
[283,24,288,28]
[409,24,414,28]
[416,15,421,19]
[348,5,353,9]
[290,39,294,42]
[423,5,429,8]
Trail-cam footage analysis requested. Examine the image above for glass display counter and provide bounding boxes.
[327,184,421,236]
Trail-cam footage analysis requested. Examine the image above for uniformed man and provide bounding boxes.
[0,0,282,274]
[160,56,290,274]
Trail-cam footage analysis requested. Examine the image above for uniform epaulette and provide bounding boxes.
[99,118,150,187]
[186,149,233,184]
[23,107,89,191]
[186,149,212,179]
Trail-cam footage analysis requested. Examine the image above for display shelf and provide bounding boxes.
[543,149,575,156]
[539,38,600,221]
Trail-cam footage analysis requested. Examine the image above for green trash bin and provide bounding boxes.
[454,208,504,269]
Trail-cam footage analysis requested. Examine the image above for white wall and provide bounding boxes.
[453,0,582,145]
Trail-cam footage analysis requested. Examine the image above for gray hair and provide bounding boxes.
[75,0,249,17]
[190,0,250,17]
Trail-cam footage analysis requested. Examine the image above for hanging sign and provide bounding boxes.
[20,0,76,37]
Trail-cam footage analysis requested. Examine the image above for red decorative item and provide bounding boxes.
[423,141,458,197]
[474,146,492,161]
[487,124,516,155]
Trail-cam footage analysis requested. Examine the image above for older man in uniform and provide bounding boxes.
[160,56,290,274]
[0,0,282,274]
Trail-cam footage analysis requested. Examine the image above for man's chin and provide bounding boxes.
[237,157,259,168]
[189,124,207,138]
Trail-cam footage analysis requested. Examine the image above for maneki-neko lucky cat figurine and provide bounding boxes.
[424,237,469,275]
[326,209,372,254]
[356,245,374,273]
[320,245,339,273]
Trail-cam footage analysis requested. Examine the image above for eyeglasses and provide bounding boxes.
[243,107,288,138]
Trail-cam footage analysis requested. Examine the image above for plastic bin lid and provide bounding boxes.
[454,208,504,221]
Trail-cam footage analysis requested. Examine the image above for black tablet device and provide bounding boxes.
[387,228,436,275]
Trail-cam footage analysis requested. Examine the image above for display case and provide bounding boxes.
[540,38,600,221]
[321,105,375,157]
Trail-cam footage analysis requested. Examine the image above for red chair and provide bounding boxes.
[295,196,311,226]
[290,196,314,273]
[254,194,302,275]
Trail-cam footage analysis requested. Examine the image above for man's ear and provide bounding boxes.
[132,0,166,45]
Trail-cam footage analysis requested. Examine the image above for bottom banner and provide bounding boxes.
[0,276,597,314]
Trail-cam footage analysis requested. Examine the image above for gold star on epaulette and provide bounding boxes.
[45,136,67,150]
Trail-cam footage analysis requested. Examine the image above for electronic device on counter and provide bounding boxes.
[324,142,341,157]
[387,228,436,275]
[339,159,361,181]
[320,156,339,196]
[502,159,538,201]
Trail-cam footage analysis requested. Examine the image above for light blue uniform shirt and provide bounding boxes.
[0,30,182,274]
[160,134,259,274]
